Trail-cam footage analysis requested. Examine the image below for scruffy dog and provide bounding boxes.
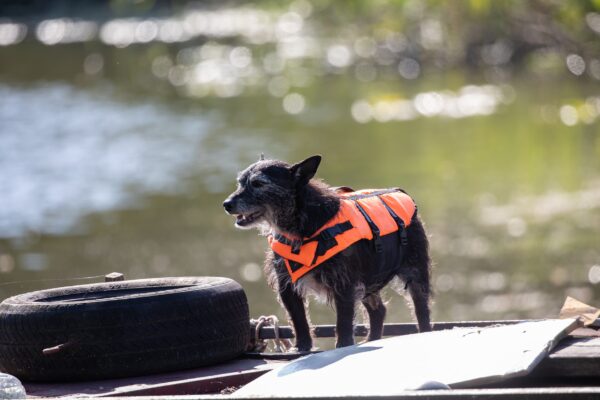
[223,155,431,350]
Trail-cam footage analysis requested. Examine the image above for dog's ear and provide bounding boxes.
[289,155,321,187]
[259,153,265,161]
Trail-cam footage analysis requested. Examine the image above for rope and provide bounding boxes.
[249,315,293,353]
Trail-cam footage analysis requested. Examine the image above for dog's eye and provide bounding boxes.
[251,180,264,189]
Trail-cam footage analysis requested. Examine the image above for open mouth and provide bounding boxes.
[234,211,263,227]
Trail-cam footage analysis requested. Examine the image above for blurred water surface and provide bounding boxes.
[0,1,599,329]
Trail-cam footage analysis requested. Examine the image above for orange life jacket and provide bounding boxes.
[268,188,416,283]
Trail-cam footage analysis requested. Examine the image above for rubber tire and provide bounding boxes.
[0,277,250,382]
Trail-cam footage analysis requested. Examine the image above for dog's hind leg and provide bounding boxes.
[334,285,356,347]
[406,270,432,332]
[361,292,386,341]
[401,216,432,332]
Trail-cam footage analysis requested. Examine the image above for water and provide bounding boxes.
[0,2,599,330]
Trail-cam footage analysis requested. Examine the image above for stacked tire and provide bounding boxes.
[0,277,250,381]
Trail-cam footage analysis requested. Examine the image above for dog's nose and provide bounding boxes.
[223,199,234,213]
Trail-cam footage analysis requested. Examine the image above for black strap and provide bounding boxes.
[353,201,383,253]
[272,232,303,254]
[305,221,354,265]
[273,221,354,265]
[273,232,291,245]
[302,221,353,244]
[287,260,303,272]
[378,197,408,246]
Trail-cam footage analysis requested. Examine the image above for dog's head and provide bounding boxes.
[223,155,321,231]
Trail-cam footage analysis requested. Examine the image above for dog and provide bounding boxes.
[223,155,432,350]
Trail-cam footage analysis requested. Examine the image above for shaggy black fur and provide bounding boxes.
[223,155,432,350]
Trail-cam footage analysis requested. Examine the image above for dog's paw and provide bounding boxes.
[289,346,313,355]
[294,341,313,352]
[335,338,355,348]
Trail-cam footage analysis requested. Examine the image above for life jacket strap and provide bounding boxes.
[378,197,408,246]
[304,221,354,265]
[353,201,383,253]
[272,221,354,265]
[272,232,303,254]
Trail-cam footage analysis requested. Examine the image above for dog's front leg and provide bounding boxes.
[277,276,312,351]
[334,285,356,348]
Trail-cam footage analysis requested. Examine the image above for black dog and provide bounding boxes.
[223,155,431,350]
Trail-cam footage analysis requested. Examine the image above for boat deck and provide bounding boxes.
[22,321,600,398]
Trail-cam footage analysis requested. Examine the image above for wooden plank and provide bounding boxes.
[237,319,579,397]
[534,337,600,378]
[551,337,600,358]
[567,327,600,337]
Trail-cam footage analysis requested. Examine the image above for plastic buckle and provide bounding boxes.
[399,222,408,246]
[373,234,383,253]
[400,230,408,246]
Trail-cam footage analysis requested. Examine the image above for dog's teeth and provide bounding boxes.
[233,211,262,227]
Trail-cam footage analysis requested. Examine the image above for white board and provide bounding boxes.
[235,319,577,397]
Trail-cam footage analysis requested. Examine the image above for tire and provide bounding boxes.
[0,277,250,382]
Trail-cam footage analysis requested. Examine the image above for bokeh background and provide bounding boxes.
[0,0,599,328]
